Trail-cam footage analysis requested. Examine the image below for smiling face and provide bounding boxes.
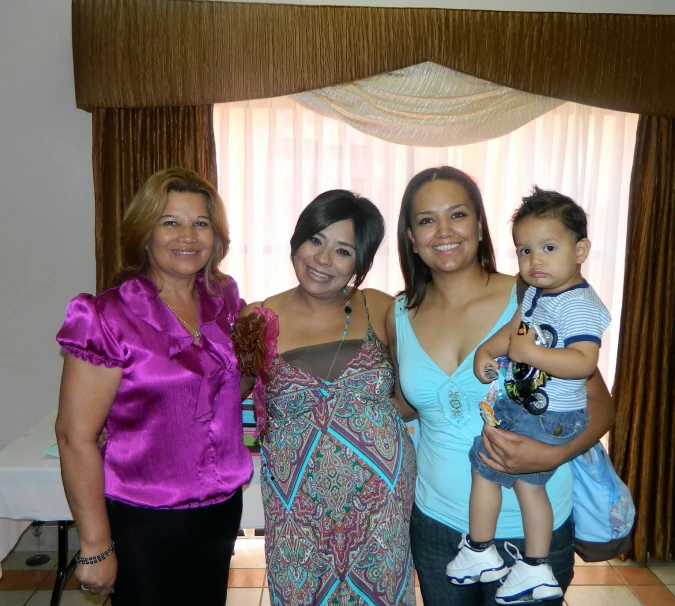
[407,179,483,276]
[147,191,214,284]
[292,219,357,298]
[513,216,590,294]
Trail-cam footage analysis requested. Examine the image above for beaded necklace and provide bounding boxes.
[326,291,352,381]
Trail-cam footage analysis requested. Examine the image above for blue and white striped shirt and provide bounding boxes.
[518,280,610,412]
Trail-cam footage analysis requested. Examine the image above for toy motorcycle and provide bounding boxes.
[504,322,558,415]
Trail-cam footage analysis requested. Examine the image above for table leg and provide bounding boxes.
[50,521,76,606]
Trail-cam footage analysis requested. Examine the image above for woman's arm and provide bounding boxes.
[240,301,263,317]
[55,355,122,595]
[479,369,615,474]
[385,302,418,421]
[240,375,255,398]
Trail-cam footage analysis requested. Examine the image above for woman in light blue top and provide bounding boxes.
[385,167,615,606]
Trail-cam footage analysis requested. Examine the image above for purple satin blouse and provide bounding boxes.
[56,274,253,509]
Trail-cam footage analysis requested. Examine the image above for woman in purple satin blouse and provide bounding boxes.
[55,168,252,605]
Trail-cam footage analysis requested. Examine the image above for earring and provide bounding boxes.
[412,245,418,253]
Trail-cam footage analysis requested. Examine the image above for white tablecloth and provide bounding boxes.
[0,410,264,571]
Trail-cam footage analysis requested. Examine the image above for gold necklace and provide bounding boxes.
[161,298,201,345]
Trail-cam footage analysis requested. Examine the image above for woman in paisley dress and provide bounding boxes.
[237,190,416,605]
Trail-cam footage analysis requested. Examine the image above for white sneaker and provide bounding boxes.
[445,534,509,585]
[495,542,563,604]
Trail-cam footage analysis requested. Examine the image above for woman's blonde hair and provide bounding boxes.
[115,167,229,291]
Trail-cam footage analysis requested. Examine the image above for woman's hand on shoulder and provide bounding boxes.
[362,288,394,310]
[242,289,296,318]
[240,301,263,317]
[384,298,399,348]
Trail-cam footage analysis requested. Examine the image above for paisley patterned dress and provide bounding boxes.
[260,310,417,605]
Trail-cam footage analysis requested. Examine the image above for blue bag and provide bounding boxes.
[571,442,635,562]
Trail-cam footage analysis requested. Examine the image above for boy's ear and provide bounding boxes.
[576,238,591,263]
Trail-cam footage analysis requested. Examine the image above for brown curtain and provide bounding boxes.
[609,116,675,560]
[93,105,217,293]
[72,0,675,116]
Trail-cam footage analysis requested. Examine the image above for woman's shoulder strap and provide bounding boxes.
[359,289,371,325]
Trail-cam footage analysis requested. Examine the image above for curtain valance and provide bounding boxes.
[72,0,675,116]
[292,62,565,146]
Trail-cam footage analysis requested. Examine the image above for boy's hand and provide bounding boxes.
[507,329,537,364]
[474,347,500,383]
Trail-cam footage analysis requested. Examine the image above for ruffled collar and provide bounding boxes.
[119,274,238,421]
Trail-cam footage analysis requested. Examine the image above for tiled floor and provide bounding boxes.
[1,538,673,605]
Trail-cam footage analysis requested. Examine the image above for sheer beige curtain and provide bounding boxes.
[292,62,564,146]
[214,98,637,385]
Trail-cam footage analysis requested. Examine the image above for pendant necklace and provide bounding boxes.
[280,287,352,381]
[162,298,201,345]
[326,289,352,381]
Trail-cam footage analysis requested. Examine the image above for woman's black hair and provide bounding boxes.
[397,166,497,310]
[290,189,385,290]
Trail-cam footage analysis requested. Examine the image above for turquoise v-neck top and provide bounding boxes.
[395,286,573,537]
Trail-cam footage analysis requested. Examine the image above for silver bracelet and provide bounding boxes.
[75,541,115,565]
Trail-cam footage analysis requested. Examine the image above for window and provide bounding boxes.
[215,97,637,385]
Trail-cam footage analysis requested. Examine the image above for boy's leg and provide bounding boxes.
[513,479,553,558]
[495,479,562,604]
[446,469,508,585]
[469,468,503,543]
[484,516,574,606]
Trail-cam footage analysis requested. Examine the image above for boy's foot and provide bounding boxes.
[495,543,563,604]
[445,534,508,585]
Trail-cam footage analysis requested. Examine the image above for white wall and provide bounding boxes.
[0,1,94,449]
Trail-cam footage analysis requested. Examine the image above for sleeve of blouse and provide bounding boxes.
[56,294,125,368]
[223,275,246,312]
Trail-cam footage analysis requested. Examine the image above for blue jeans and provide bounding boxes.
[410,503,575,606]
[471,399,589,487]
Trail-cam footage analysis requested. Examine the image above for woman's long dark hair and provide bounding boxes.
[397,167,497,310]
